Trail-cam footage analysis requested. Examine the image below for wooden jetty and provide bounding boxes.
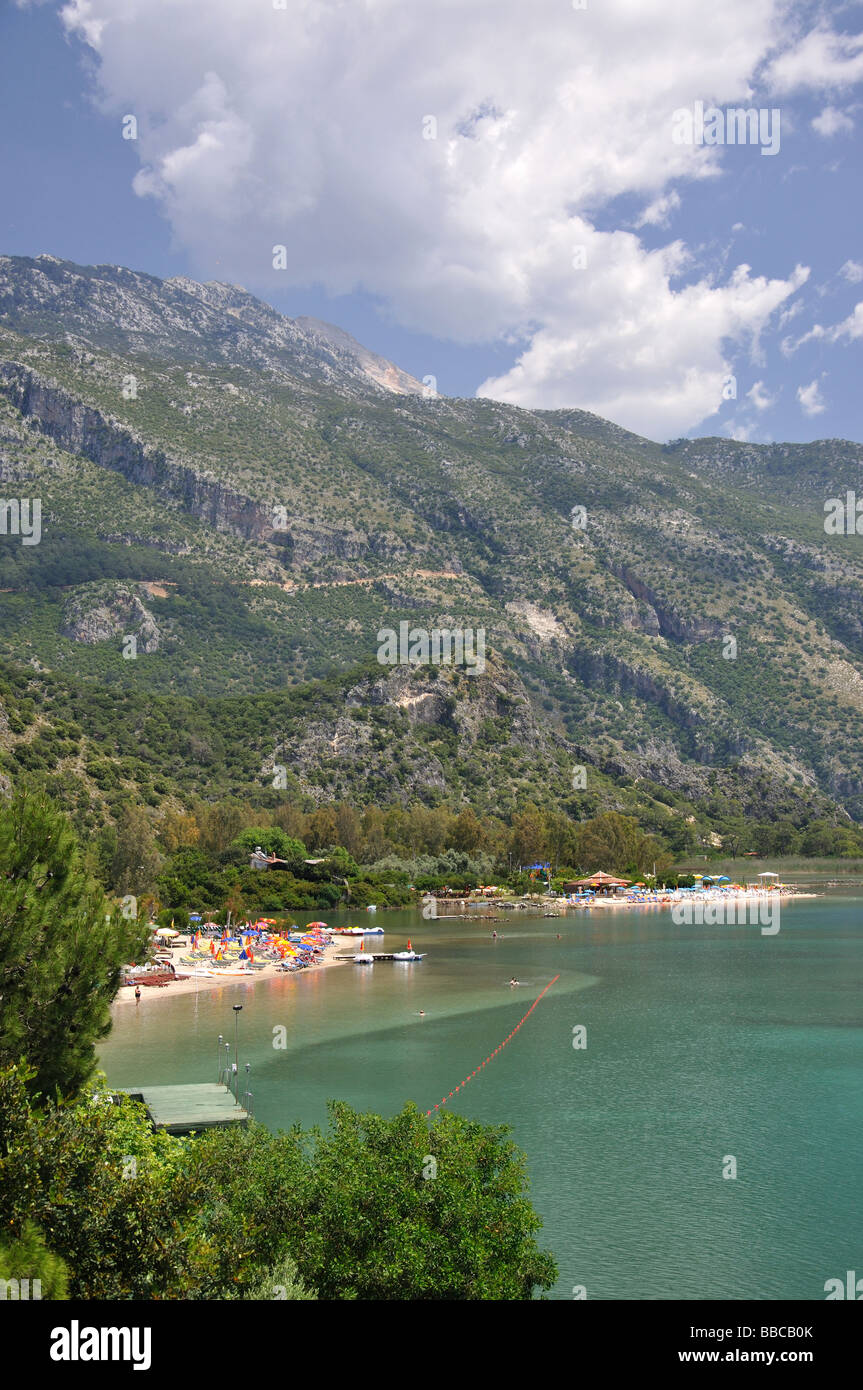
[119,1083,249,1134]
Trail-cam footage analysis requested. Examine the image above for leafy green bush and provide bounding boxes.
[0,1071,556,1301]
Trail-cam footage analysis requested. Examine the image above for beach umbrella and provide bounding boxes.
[155,927,179,938]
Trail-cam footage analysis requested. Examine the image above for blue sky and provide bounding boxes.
[2,0,862,445]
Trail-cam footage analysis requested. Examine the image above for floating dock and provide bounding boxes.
[120,1083,249,1134]
[335,952,425,961]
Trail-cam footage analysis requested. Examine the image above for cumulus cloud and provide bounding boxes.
[725,421,753,441]
[55,0,858,435]
[766,23,863,93]
[477,257,808,438]
[841,260,863,284]
[811,105,854,135]
[832,302,863,341]
[797,378,827,415]
[747,380,776,410]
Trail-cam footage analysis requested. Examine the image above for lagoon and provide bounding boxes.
[98,896,863,1300]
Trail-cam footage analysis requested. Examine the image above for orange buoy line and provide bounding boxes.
[425,974,560,1116]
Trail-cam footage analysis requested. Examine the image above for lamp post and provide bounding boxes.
[232,1004,243,1104]
[217,1034,223,1084]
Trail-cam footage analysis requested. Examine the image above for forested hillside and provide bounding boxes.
[2,253,863,904]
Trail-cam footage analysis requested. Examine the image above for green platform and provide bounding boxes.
[121,1083,249,1134]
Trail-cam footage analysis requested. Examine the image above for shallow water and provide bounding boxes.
[99,897,863,1300]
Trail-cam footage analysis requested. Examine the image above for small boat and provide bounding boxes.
[333,926,384,936]
[353,952,374,964]
[392,949,426,962]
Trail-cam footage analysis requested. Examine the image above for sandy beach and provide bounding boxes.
[581,888,819,909]
[114,940,349,1005]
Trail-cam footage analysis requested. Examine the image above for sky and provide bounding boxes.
[1,0,862,445]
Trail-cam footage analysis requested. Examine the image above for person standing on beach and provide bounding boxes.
[135,985,141,1004]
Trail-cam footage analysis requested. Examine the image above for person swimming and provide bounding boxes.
[509,977,518,986]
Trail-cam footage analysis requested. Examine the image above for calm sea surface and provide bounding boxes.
[98,896,863,1299]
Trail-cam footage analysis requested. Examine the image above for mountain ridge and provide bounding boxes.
[1,252,863,853]
[0,253,425,399]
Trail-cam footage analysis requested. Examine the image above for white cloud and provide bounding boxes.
[747,380,776,410]
[797,378,827,415]
[778,300,804,328]
[55,0,857,435]
[811,105,854,136]
[831,302,863,341]
[725,420,753,441]
[634,190,681,228]
[841,260,863,284]
[478,257,808,437]
[785,300,863,352]
[766,24,863,94]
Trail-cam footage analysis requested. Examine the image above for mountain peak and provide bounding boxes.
[0,253,424,398]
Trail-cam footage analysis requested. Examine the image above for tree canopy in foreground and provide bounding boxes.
[0,1067,557,1300]
[0,789,149,1098]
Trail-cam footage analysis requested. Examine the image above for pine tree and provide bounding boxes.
[0,789,150,1100]
[0,1220,69,1299]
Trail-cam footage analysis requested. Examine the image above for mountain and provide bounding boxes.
[1,252,863,854]
[0,253,425,397]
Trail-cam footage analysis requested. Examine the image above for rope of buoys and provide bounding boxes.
[425,975,560,1116]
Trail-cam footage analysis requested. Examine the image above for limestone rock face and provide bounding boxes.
[61,583,162,651]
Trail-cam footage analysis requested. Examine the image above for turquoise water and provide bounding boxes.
[99,898,863,1300]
